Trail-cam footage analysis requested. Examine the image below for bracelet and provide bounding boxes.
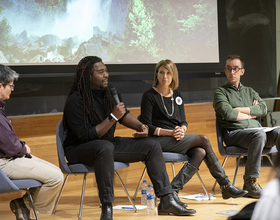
[157,128,161,136]
[248,115,251,120]
[110,113,118,121]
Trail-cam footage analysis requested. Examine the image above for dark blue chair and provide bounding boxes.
[0,166,42,220]
[133,152,211,201]
[213,118,278,190]
[52,120,137,219]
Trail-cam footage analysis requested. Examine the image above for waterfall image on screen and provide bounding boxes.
[0,0,219,65]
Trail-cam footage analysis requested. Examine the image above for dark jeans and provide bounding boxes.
[224,128,280,178]
[65,137,172,203]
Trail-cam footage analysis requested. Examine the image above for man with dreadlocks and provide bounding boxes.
[63,56,196,220]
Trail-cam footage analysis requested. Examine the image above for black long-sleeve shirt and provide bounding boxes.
[63,90,129,153]
[140,88,188,136]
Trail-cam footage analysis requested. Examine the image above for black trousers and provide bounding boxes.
[65,137,172,203]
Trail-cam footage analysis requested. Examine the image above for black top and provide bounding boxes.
[63,90,129,153]
[140,88,188,136]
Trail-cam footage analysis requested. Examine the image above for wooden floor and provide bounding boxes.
[0,159,276,220]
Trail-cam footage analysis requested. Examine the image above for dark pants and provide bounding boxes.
[65,137,172,203]
[223,128,280,178]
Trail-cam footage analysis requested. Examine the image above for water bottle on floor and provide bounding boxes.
[141,180,148,205]
[147,184,155,210]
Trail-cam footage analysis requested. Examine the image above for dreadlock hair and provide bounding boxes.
[65,56,116,130]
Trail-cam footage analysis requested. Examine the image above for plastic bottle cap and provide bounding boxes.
[143,180,147,183]
[148,185,152,187]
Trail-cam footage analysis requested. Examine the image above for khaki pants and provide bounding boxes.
[0,156,63,215]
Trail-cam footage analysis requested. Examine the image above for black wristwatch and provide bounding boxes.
[108,113,118,122]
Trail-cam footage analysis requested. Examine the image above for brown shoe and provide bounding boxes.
[243,175,262,199]
[10,198,30,220]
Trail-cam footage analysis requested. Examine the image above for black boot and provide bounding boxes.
[204,153,248,199]
[171,162,198,207]
[172,191,187,208]
[157,193,196,216]
[220,182,248,199]
[100,203,112,220]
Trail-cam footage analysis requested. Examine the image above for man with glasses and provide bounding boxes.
[213,54,280,199]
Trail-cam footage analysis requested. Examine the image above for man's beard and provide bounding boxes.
[100,78,109,91]
[101,84,108,91]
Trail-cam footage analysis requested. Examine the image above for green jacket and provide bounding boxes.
[213,83,267,130]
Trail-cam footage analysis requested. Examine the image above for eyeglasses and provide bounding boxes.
[225,67,243,73]
[6,84,15,89]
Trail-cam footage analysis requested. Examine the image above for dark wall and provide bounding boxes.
[225,0,276,98]
[4,0,277,116]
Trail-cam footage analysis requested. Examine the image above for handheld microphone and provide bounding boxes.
[110,87,120,104]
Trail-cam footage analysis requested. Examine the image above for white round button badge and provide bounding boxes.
[175,96,182,105]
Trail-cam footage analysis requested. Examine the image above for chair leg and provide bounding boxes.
[171,163,176,177]
[196,172,211,200]
[52,174,70,214]
[212,156,229,192]
[78,174,88,220]
[25,189,40,220]
[232,156,241,185]
[263,154,275,168]
[115,171,138,212]
[132,167,147,201]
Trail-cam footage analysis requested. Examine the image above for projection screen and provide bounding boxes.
[0,0,219,65]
